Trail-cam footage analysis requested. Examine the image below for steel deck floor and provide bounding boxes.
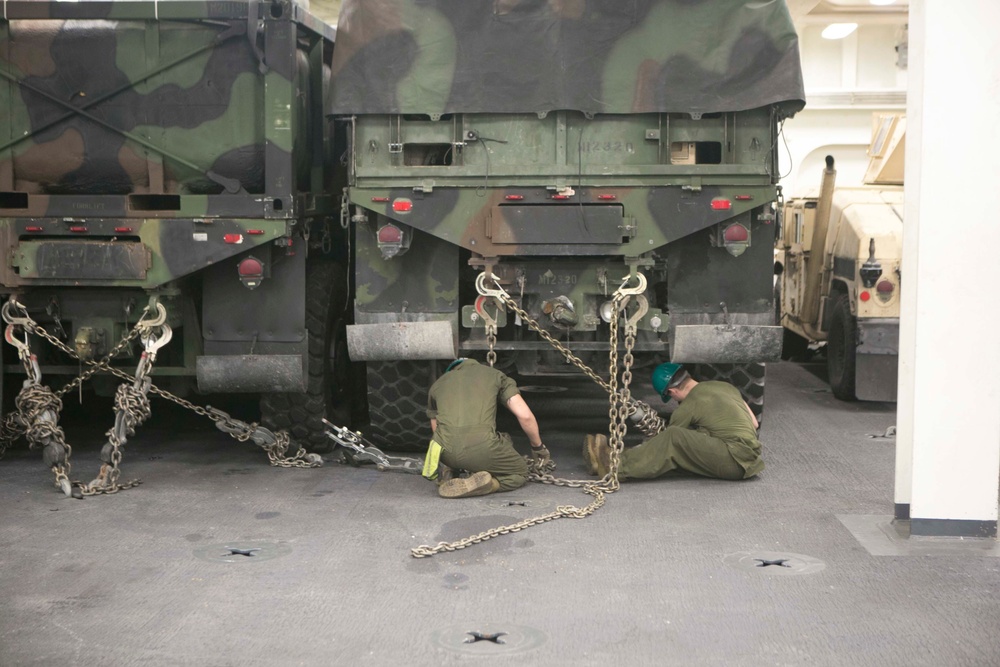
[1,360,997,666]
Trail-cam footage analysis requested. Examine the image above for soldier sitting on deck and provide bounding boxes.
[584,363,764,482]
[423,358,550,498]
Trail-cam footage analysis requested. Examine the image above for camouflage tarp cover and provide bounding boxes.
[330,0,805,117]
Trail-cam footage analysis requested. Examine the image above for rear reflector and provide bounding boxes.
[114,227,133,233]
[25,226,43,232]
[371,196,390,203]
[734,194,753,201]
[70,226,88,233]
[504,194,524,201]
[597,194,617,200]
[392,199,413,212]
[377,224,403,244]
[723,223,749,243]
[711,199,732,210]
[223,233,243,244]
[860,291,871,302]
[247,229,264,235]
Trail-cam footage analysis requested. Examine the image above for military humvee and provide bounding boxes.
[775,113,904,401]
[331,0,806,446]
[0,1,347,451]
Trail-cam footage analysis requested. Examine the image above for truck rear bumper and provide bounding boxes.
[855,318,898,401]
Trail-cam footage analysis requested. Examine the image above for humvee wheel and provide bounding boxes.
[826,293,857,400]
[692,363,766,424]
[362,360,437,452]
[260,259,350,454]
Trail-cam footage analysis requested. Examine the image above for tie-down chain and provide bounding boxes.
[471,271,666,438]
[409,271,658,558]
[0,297,321,498]
[320,418,423,473]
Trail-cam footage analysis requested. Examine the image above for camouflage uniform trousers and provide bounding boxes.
[618,426,754,481]
[440,431,528,492]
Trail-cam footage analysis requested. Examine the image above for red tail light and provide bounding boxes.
[723,224,749,243]
[238,257,264,277]
[223,234,243,244]
[238,257,264,290]
[711,199,732,210]
[377,224,403,244]
[392,199,413,212]
[875,279,895,302]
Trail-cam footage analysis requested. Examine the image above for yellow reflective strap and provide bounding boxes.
[422,440,442,480]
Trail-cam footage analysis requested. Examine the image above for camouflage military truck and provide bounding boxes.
[775,113,904,401]
[329,0,805,447]
[0,1,349,451]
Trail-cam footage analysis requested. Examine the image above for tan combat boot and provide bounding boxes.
[438,471,500,498]
[583,434,611,477]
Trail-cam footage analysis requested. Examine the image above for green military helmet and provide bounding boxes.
[652,363,685,401]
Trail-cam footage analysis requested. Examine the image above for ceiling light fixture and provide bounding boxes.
[822,23,859,40]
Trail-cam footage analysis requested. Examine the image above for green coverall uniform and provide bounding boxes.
[619,381,764,481]
[426,359,529,492]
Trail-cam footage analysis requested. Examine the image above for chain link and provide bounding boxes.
[483,282,664,436]
[13,381,78,495]
[486,323,497,368]
[1,299,319,497]
[77,370,153,496]
[410,274,643,558]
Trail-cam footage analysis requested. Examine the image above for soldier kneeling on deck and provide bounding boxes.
[584,363,764,482]
[423,358,549,498]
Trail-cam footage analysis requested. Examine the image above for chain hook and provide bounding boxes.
[474,271,508,300]
[625,294,650,333]
[2,297,32,328]
[4,323,30,357]
[615,272,647,297]
[141,323,173,359]
[136,302,167,330]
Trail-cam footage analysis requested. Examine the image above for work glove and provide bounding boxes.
[531,444,553,471]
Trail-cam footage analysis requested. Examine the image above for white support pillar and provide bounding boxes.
[896,0,1000,537]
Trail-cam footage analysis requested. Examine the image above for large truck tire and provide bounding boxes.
[362,360,437,452]
[692,362,766,425]
[826,293,857,401]
[260,259,350,454]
